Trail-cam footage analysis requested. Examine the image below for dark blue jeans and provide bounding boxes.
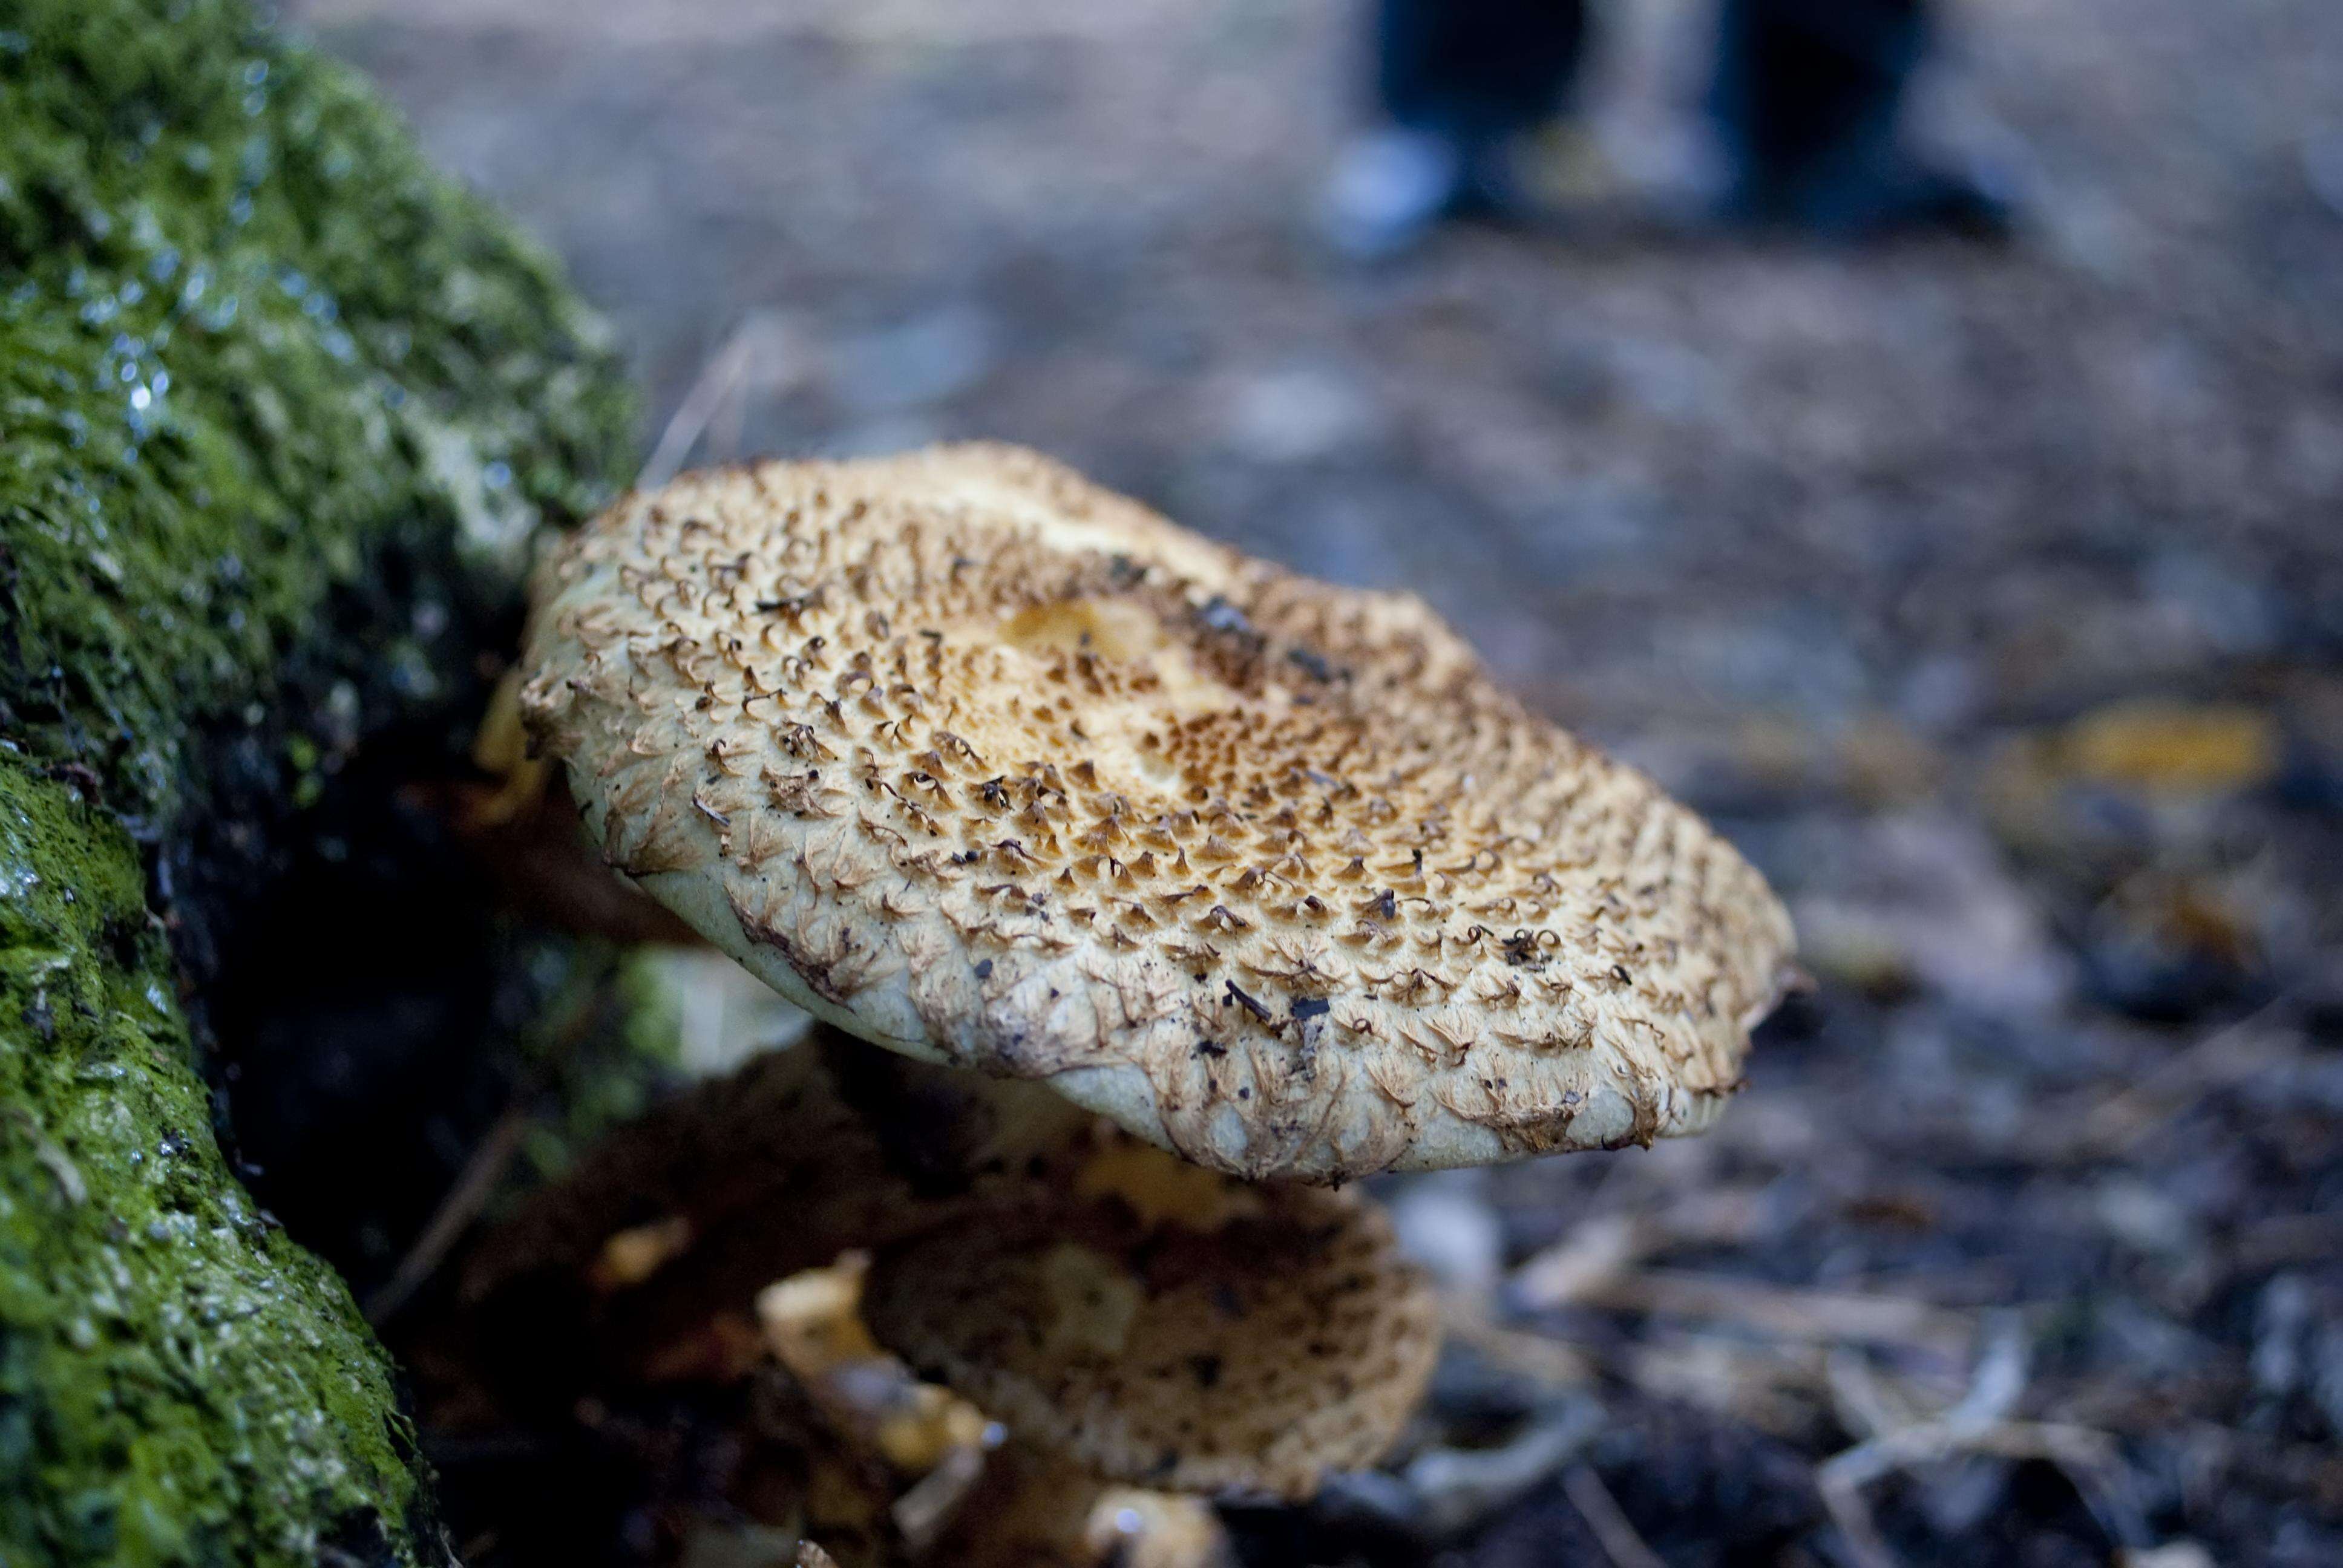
[1372,0,1935,206]
[1374,0,1591,143]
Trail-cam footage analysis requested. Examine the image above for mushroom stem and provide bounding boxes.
[926,1444,1233,1568]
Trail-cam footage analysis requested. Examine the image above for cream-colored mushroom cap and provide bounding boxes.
[520,443,1796,1180]
[860,1151,1438,1500]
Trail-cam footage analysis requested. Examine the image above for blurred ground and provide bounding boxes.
[300,0,2343,1563]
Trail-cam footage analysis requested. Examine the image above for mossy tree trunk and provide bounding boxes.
[0,2,638,1563]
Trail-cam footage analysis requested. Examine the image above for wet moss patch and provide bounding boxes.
[0,1,640,1561]
[0,760,442,1567]
[0,0,633,831]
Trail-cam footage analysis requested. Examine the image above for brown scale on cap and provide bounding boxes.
[520,443,1797,1180]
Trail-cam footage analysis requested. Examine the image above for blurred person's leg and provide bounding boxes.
[1711,0,2012,237]
[1376,0,1589,142]
[1324,0,1590,258]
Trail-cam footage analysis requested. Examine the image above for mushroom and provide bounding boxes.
[446,1026,1430,1567]
[463,1030,1434,1436]
[519,443,1796,1181]
[753,1252,1240,1568]
[860,1147,1439,1501]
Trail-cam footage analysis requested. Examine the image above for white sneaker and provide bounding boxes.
[1318,126,1466,261]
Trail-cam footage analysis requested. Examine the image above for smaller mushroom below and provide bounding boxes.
[430,1024,1434,1566]
[755,1254,1235,1568]
[862,1149,1438,1501]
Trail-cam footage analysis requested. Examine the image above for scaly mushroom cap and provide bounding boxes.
[520,444,1797,1180]
[860,1148,1438,1500]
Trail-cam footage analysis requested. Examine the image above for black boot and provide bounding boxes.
[1711,0,2014,238]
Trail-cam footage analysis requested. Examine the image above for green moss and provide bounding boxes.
[0,1,642,1560]
[0,758,441,1567]
[0,0,635,828]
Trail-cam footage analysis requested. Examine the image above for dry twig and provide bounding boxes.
[1587,1270,1974,1359]
[365,988,616,1324]
[1514,1212,1647,1308]
[1563,1465,1668,1568]
[1817,1318,2140,1568]
[1404,1406,1605,1538]
[365,1105,531,1324]
[638,311,800,490]
[1441,1296,1598,1390]
[2064,993,2301,1158]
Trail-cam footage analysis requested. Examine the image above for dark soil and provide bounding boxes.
[303,0,2343,1563]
